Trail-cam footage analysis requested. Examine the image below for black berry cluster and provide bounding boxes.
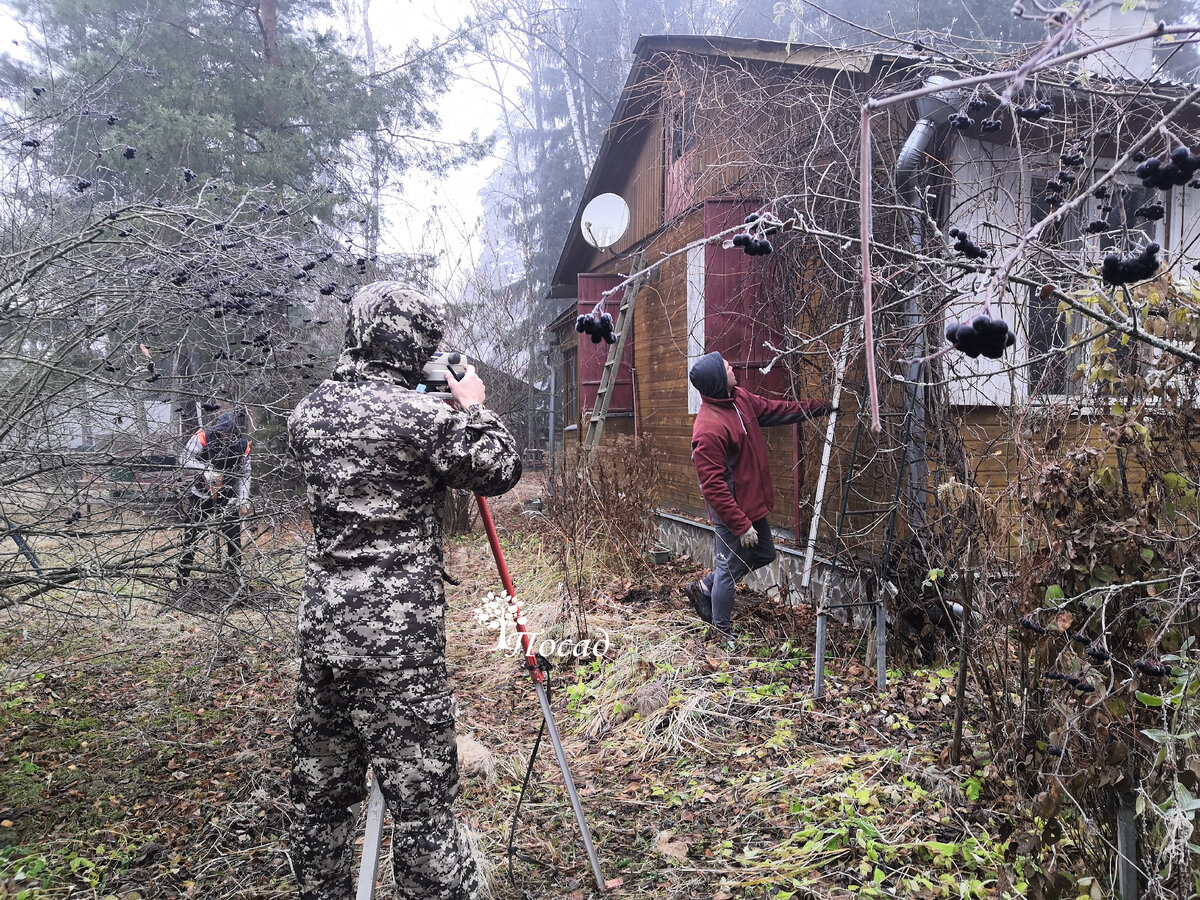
[730,212,784,257]
[945,314,1016,359]
[1015,100,1053,121]
[1060,150,1085,167]
[1086,219,1111,234]
[1134,655,1172,678]
[949,113,974,131]
[1020,614,1048,635]
[1134,146,1200,190]
[1135,199,1165,221]
[1101,243,1160,285]
[1044,669,1096,692]
[980,119,1002,133]
[947,226,988,260]
[576,309,616,344]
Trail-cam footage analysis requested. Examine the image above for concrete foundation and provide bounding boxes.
[655,511,871,624]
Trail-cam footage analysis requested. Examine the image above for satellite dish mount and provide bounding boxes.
[580,193,630,253]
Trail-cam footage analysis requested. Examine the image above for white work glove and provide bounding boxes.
[203,471,223,498]
[738,527,759,549]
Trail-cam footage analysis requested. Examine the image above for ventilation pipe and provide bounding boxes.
[892,74,959,542]
[1080,0,1161,81]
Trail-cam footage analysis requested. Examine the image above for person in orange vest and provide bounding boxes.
[177,410,251,585]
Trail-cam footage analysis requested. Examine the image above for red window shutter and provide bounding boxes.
[577,274,634,417]
[703,198,787,398]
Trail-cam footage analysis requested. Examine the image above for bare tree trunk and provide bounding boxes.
[363,0,381,268]
[171,351,199,439]
[258,0,279,65]
[257,0,281,138]
[616,0,632,73]
[562,69,594,173]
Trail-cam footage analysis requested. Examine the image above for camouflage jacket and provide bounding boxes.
[288,284,522,670]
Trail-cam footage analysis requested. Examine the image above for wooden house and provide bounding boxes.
[546,28,1200,607]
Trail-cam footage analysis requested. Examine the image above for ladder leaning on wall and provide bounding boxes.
[582,254,647,463]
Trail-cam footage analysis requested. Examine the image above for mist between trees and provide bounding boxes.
[4,0,1200,898]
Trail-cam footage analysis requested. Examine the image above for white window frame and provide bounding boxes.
[942,139,1025,407]
[943,138,1176,407]
[686,243,705,415]
[1026,161,1166,403]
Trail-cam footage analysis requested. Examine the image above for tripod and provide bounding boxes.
[354,494,605,898]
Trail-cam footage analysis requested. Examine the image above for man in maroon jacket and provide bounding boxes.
[686,350,832,648]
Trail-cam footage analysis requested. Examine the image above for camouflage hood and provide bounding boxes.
[332,282,444,388]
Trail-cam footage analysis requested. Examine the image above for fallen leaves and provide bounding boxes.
[652,829,690,863]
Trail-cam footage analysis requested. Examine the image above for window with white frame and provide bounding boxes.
[1025,166,1163,399]
[943,141,1174,406]
[942,140,1024,407]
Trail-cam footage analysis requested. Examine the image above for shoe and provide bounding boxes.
[685,581,712,624]
[717,631,736,653]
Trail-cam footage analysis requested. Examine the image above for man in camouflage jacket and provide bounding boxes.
[287,283,522,900]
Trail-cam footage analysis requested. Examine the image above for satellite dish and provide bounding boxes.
[580,193,630,250]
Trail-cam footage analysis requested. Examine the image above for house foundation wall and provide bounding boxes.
[655,510,871,624]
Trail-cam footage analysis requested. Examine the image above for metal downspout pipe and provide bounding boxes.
[892,75,958,540]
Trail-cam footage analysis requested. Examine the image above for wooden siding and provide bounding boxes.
[573,117,664,275]
[578,209,862,544]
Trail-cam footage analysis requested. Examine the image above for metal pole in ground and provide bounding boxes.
[1116,787,1139,899]
[803,338,853,702]
[874,579,886,692]
[950,544,974,765]
[814,583,828,699]
[355,778,388,900]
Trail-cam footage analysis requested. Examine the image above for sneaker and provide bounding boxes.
[684,581,712,624]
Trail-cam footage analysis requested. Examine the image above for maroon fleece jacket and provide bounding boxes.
[691,389,829,536]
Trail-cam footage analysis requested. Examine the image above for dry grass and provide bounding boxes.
[1,473,1033,900]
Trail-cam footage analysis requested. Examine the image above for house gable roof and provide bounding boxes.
[547,33,1200,300]
[547,35,908,298]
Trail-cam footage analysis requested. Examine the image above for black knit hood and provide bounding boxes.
[209,411,242,435]
[689,350,730,400]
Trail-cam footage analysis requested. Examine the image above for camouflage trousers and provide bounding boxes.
[289,657,482,900]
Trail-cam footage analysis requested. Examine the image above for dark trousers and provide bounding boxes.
[703,508,778,633]
[289,659,482,900]
[178,494,241,581]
